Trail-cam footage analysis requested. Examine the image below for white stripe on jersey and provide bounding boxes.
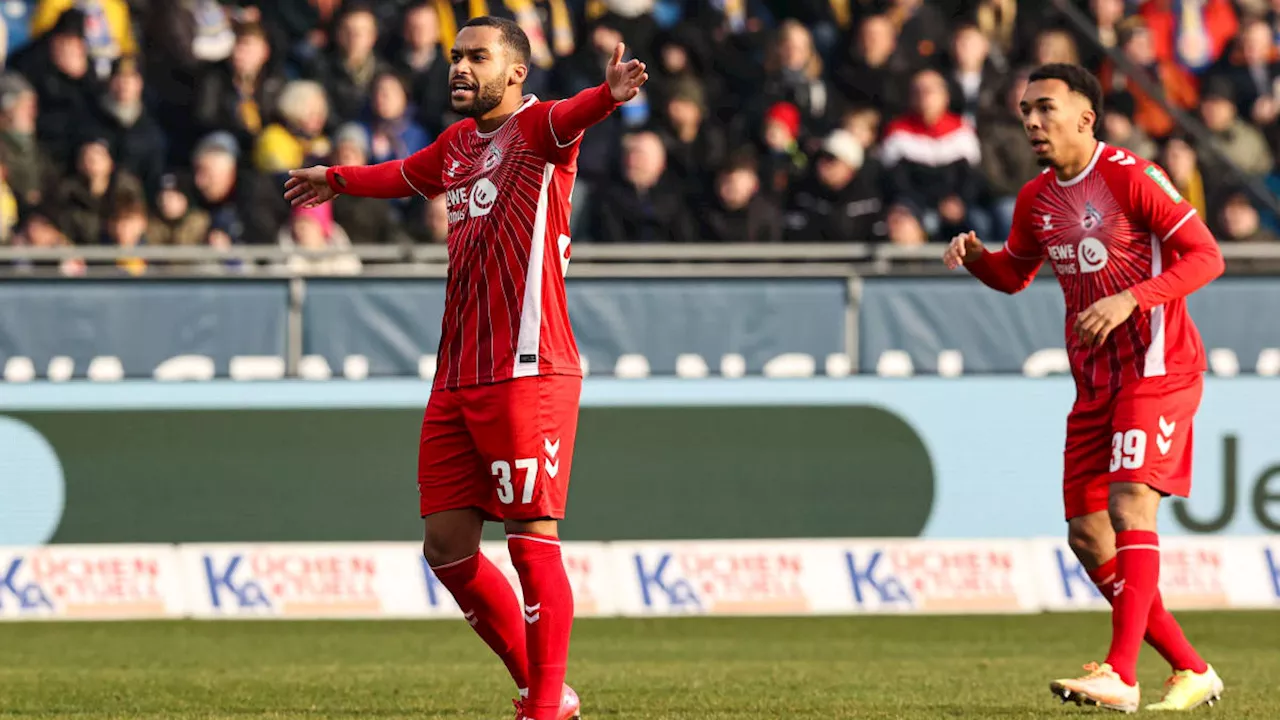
[1145,232,1167,377]
[514,162,556,378]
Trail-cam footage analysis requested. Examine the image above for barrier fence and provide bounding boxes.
[4,275,1280,380]
[2,537,1277,621]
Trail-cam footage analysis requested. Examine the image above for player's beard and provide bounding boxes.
[456,76,507,119]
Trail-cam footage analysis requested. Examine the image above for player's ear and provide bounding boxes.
[1080,108,1096,135]
[508,60,528,87]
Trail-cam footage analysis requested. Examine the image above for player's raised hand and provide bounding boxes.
[1073,290,1139,347]
[284,166,336,208]
[942,231,984,270]
[606,43,648,103]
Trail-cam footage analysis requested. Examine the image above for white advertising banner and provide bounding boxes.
[840,539,1040,614]
[0,544,183,620]
[1032,536,1280,612]
[3,536,1277,621]
[611,540,848,616]
[180,543,426,619]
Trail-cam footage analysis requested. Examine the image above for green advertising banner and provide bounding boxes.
[3,378,1279,545]
[3,405,932,544]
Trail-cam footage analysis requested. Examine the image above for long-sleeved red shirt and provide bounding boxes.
[323,83,621,389]
[967,142,1224,390]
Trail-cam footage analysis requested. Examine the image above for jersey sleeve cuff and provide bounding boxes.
[1127,285,1153,312]
[325,166,346,194]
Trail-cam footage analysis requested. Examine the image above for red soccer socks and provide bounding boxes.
[1089,554,1207,675]
[508,533,575,720]
[430,552,530,691]
[1105,530,1163,685]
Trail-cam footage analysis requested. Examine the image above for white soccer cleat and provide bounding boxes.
[1049,662,1140,713]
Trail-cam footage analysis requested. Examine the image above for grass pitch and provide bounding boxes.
[0,612,1275,719]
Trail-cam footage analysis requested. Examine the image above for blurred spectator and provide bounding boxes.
[364,71,429,164]
[700,152,782,243]
[658,75,727,196]
[1219,190,1279,241]
[757,101,808,199]
[193,131,286,246]
[52,137,142,245]
[834,14,911,123]
[975,0,1018,68]
[1159,134,1208,219]
[105,195,149,275]
[330,122,397,244]
[648,27,726,130]
[1101,92,1158,160]
[258,0,342,77]
[0,72,55,215]
[1199,77,1274,178]
[838,106,882,152]
[392,3,450,137]
[1080,0,1127,72]
[979,69,1038,239]
[194,21,285,162]
[278,201,362,275]
[31,0,137,79]
[881,69,986,240]
[885,202,929,246]
[87,56,166,196]
[759,20,832,134]
[317,4,392,123]
[423,193,448,244]
[887,0,948,70]
[1031,28,1081,66]
[1213,16,1280,127]
[1099,21,1198,139]
[255,80,332,174]
[1138,0,1238,75]
[0,164,16,243]
[589,130,696,243]
[784,129,883,242]
[9,206,85,276]
[2,0,35,59]
[148,173,212,246]
[16,9,102,170]
[946,22,1003,126]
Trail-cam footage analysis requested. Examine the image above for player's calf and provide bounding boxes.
[507,525,574,720]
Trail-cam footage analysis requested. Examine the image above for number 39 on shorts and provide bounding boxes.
[492,459,537,504]
[1110,429,1146,472]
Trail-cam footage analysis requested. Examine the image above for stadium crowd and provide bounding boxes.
[2,0,1280,275]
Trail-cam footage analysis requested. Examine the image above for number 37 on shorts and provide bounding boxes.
[1063,373,1203,518]
[417,375,582,521]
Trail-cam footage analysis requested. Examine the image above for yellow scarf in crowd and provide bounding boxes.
[436,0,574,68]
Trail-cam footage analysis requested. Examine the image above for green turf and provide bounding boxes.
[0,612,1274,719]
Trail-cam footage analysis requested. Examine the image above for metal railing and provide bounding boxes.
[3,241,1279,279]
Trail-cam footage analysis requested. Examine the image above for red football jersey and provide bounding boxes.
[1006,142,1212,391]
[399,95,582,390]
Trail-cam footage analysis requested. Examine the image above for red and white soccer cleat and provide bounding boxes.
[513,684,581,720]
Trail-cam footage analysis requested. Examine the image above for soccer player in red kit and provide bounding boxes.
[284,17,647,720]
[943,64,1225,712]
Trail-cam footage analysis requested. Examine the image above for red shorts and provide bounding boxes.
[1063,373,1203,519]
[418,374,581,521]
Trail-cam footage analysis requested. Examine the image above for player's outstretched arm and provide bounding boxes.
[547,43,646,145]
[1127,211,1225,312]
[284,161,414,206]
[944,230,1042,294]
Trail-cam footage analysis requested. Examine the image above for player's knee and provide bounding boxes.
[422,533,478,567]
[1108,483,1160,532]
[1067,522,1110,565]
